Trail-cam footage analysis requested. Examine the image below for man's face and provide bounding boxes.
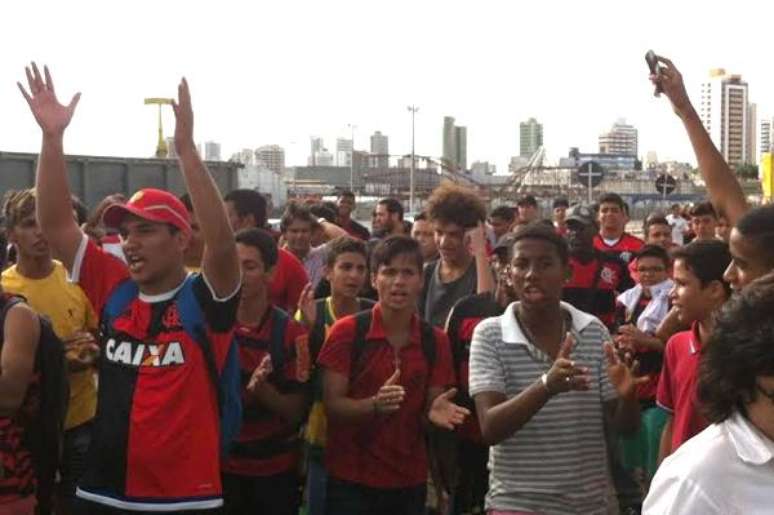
[327,251,367,300]
[488,216,511,239]
[715,217,731,242]
[565,220,595,255]
[337,196,355,218]
[492,252,517,302]
[373,204,397,233]
[670,258,715,325]
[724,228,771,292]
[598,202,626,236]
[510,238,568,308]
[120,215,188,288]
[372,253,422,312]
[646,223,674,249]
[284,219,313,257]
[411,220,437,261]
[237,242,271,300]
[434,221,469,265]
[7,214,50,259]
[691,214,718,241]
[636,256,669,287]
[553,206,567,224]
[518,204,538,223]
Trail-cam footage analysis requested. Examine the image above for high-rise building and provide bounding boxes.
[336,138,353,167]
[747,103,757,165]
[309,137,324,166]
[204,141,221,161]
[599,119,638,156]
[759,116,774,161]
[442,116,468,172]
[255,145,285,174]
[700,69,752,166]
[519,118,543,157]
[370,131,389,168]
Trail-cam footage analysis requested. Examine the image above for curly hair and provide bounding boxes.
[425,182,485,229]
[698,274,774,423]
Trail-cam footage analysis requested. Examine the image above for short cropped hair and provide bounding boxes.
[426,182,486,229]
[224,189,268,228]
[670,239,731,296]
[636,244,671,269]
[280,202,315,233]
[643,214,670,236]
[510,221,570,265]
[598,193,625,210]
[370,235,423,274]
[235,228,279,269]
[689,201,718,220]
[489,205,515,223]
[735,204,774,269]
[326,236,367,268]
[699,276,774,423]
[377,198,404,220]
[552,197,569,209]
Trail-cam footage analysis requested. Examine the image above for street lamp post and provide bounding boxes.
[407,105,419,213]
[348,123,357,192]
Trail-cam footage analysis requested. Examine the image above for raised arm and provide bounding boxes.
[652,56,748,226]
[171,79,240,298]
[18,63,84,270]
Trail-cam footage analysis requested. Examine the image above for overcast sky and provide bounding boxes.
[2,0,772,173]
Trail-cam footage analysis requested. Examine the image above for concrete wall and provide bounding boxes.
[0,151,240,208]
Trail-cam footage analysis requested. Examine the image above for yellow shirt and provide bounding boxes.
[2,261,98,430]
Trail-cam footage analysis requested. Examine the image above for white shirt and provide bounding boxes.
[666,214,689,246]
[644,412,774,515]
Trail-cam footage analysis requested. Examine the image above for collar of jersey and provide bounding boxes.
[137,273,191,304]
[364,302,423,346]
[500,301,597,346]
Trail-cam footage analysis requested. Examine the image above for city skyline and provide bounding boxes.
[2,1,774,175]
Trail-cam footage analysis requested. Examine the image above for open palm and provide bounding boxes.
[18,62,80,135]
[605,342,648,398]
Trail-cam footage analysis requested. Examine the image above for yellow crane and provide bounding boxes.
[144,97,175,158]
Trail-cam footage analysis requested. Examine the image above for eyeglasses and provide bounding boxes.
[637,266,667,274]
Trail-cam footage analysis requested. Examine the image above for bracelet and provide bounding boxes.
[540,373,553,396]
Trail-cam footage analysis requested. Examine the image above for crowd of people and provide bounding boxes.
[0,54,772,515]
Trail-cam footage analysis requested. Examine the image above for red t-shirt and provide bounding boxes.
[223,307,310,477]
[656,323,708,453]
[269,249,309,314]
[71,236,238,511]
[317,304,455,489]
[593,233,644,265]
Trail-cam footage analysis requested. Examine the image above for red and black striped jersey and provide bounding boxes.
[593,233,644,266]
[222,307,310,477]
[70,236,239,512]
[563,253,634,330]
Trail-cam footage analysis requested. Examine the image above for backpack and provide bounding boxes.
[102,275,242,456]
[307,298,376,362]
[0,295,69,515]
[350,309,437,377]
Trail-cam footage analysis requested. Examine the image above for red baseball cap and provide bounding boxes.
[102,188,191,233]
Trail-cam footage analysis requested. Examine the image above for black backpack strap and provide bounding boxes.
[350,310,373,379]
[268,307,290,384]
[308,299,328,361]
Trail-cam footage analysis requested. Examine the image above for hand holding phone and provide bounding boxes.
[645,50,663,96]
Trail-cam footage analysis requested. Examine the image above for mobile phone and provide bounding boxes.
[645,50,663,95]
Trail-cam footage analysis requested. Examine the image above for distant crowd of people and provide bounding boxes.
[0,54,771,515]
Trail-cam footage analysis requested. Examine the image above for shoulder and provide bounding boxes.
[471,315,504,343]
[1,265,19,281]
[279,248,304,268]
[623,233,645,245]
[665,330,691,354]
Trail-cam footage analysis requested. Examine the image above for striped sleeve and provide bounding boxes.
[468,318,506,396]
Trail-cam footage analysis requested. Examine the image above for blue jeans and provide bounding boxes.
[306,457,328,515]
[325,477,426,515]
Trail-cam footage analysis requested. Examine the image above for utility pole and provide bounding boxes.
[407,105,419,213]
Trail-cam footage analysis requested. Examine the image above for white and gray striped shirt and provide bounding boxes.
[469,301,617,515]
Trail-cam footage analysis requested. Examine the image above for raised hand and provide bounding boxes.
[247,355,273,393]
[372,368,405,415]
[428,388,470,430]
[605,341,649,399]
[171,78,195,155]
[466,221,488,256]
[17,62,81,136]
[650,55,693,117]
[543,332,592,395]
[298,283,316,327]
